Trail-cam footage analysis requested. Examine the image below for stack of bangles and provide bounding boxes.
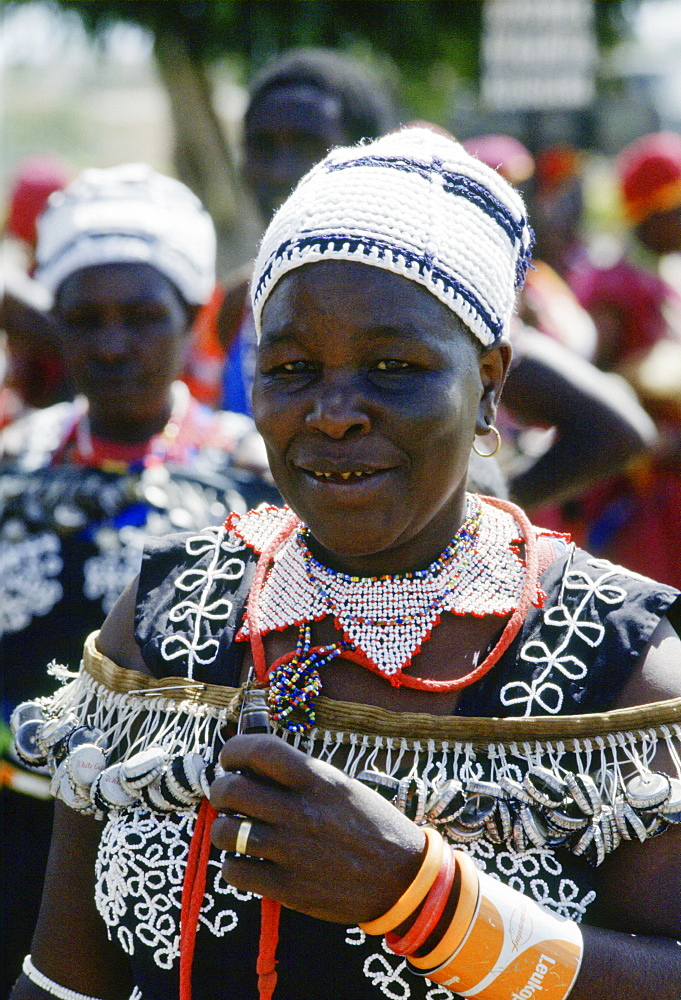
[359,828,584,1000]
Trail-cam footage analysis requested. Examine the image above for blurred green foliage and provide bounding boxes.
[13,0,633,119]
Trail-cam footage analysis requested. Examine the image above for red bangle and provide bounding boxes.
[385,845,456,956]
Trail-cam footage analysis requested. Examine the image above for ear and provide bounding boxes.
[476,340,512,435]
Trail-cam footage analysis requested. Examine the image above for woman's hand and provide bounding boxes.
[210,733,425,925]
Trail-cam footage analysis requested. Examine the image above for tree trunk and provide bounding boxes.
[153,32,258,271]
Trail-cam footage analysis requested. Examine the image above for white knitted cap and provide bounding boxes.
[35,163,216,306]
[251,127,533,347]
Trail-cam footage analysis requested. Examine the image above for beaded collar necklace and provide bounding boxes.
[50,382,192,473]
[229,497,542,728]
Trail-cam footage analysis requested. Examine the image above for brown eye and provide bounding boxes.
[375,360,410,371]
[281,361,313,373]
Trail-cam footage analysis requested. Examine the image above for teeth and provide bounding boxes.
[311,470,372,480]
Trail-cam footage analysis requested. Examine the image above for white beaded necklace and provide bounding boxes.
[229,496,536,680]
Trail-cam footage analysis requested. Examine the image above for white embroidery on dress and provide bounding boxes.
[464,842,596,922]
[362,938,421,1000]
[95,806,255,970]
[84,528,658,994]
[83,526,148,615]
[160,527,248,679]
[500,557,628,716]
[0,532,63,635]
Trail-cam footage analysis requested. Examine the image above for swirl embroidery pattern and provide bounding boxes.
[159,527,248,679]
[95,807,256,969]
[0,532,63,635]
[500,556,627,716]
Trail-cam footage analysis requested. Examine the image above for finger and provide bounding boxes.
[211,813,268,859]
[219,733,335,791]
[218,854,295,906]
[209,769,292,825]
[218,855,376,926]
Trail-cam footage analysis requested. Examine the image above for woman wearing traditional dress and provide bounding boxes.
[0,163,276,996]
[9,129,681,1000]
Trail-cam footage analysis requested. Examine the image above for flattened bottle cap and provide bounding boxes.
[10,700,45,735]
[67,744,107,789]
[39,713,78,751]
[15,718,48,766]
[122,747,168,789]
[625,771,671,810]
[95,765,134,808]
[59,770,92,811]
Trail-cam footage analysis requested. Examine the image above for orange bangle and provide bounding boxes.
[385,844,456,955]
[359,827,444,936]
[407,848,479,969]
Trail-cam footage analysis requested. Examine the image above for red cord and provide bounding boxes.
[257,898,282,1000]
[179,797,218,1000]
[242,509,300,999]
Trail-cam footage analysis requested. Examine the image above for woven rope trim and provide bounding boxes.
[83,632,681,747]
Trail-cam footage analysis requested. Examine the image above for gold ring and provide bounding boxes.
[235,818,252,856]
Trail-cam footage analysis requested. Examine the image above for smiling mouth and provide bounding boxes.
[304,469,383,483]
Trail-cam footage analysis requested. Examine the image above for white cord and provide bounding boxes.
[22,956,105,1000]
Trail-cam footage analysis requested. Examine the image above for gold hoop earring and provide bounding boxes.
[472,425,502,458]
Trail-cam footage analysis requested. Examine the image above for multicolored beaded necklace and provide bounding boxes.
[49,382,198,473]
[228,496,542,733]
[181,497,542,1000]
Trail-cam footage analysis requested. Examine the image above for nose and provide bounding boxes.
[90,322,131,362]
[305,377,371,440]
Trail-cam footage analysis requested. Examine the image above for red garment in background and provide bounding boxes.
[534,256,681,588]
[571,256,679,364]
[182,285,228,408]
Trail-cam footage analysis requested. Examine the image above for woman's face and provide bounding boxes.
[243,84,348,223]
[253,261,509,575]
[55,262,193,439]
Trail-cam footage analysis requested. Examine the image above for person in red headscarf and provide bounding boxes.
[543,132,681,586]
[566,131,681,371]
[2,155,72,426]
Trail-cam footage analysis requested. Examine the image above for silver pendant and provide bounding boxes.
[397,776,427,824]
[141,775,181,813]
[425,778,465,822]
[121,746,168,791]
[512,815,528,852]
[615,798,648,842]
[67,726,107,752]
[519,804,549,848]
[14,718,48,767]
[660,777,681,822]
[454,793,498,831]
[524,766,567,808]
[564,772,602,818]
[38,713,79,754]
[92,764,134,810]
[499,775,534,806]
[66,744,107,790]
[444,821,485,843]
[10,700,45,734]
[544,802,590,833]
[624,772,671,810]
